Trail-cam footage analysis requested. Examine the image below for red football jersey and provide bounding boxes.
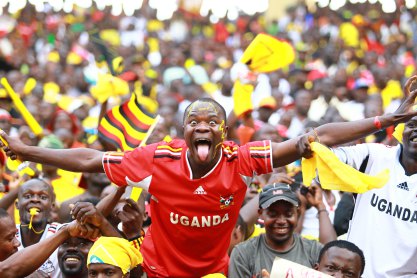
[103,139,273,277]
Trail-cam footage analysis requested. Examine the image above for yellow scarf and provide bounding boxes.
[87,236,143,275]
[302,142,390,193]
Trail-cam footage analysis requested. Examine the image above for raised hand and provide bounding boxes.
[394,75,417,121]
[70,202,104,228]
[117,198,145,239]
[303,183,324,209]
[0,130,25,161]
[296,135,315,159]
[66,220,101,240]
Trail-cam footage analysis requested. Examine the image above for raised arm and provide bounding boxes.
[271,75,417,167]
[0,221,99,278]
[0,131,104,173]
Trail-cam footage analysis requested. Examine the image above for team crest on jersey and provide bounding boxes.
[39,259,55,274]
[220,194,234,209]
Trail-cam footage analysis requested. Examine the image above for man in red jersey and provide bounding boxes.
[2,89,417,276]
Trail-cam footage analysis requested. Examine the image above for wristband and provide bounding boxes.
[374,116,382,130]
[316,208,328,218]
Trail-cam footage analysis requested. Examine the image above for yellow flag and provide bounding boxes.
[240,34,295,73]
[302,142,389,193]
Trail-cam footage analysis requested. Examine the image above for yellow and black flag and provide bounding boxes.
[97,92,158,151]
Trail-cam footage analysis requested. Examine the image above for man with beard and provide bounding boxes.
[58,237,94,278]
[2,84,417,277]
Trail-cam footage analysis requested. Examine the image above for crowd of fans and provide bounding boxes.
[0,1,417,277]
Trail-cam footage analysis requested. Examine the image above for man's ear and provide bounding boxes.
[258,208,264,220]
[224,125,229,136]
[313,263,319,271]
[15,200,19,210]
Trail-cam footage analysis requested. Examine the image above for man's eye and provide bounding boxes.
[24,194,31,199]
[40,195,49,200]
[209,120,217,125]
[190,120,197,126]
[326,265,337,272]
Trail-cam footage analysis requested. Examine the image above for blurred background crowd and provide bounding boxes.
[0,0,416,276]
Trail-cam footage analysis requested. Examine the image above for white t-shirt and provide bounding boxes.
[16,223,62,278]
[332,143,417,277]
[301,190,341,240]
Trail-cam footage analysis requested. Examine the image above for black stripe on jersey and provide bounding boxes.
[250,154,271,159]
[106,159,122,164]
[154,154,181,160]
[224,154,238,162]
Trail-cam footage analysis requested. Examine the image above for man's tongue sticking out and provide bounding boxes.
[197,144,210,161]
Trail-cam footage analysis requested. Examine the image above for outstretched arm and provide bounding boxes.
[271,75,417,167]
[0,131,104,173]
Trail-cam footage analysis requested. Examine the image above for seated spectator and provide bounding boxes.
[228,183,336,277]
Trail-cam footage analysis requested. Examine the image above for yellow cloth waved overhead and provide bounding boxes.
[87,236,143,275]
[232,80,254,117]
[90,74,130,103]
[302,142,390,193]
[240,33,295,73]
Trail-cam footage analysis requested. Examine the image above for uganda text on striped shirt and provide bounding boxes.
[370,193,417,223]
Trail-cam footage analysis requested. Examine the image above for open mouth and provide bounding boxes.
[27,207,41,214]
[64,255,82,265]
[273,226,290,235]
[194,138,212,161]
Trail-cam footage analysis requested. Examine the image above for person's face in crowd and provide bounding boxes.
[334,87,348,101]
[183,101,228,166]
[295,90,312,117]
[259,200,298,250]
[364,99,383,118]
[39,102,56,124]
[0,215,20,261]
[54,112,74,132]
[0,117,11,134]
[147,121,170,144]
[352,87,368,103]
[88,263,125,278]
[258,107,275,123]
[17,179,54,226]
[255,124,282,143]
[58,237,94,277]
[315,246,363,278]
[320,79,335,103]
[402,116,417,159]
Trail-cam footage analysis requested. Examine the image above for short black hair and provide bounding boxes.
[0,208,9,219]
[183,98,227,124]
[318,240,365,275]
[18,178,56,203]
